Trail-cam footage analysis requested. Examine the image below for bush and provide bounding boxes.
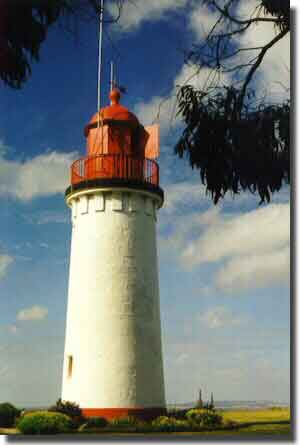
[49,399,83,429]
[109,416,138,428]
[151,416,189,432]
[185,409,223,428]
[17,411,72,435]
[83,416,108,429]
[167,409,188,420]
[0,403,20,427]
[185,408,207,422]
[49,398,82,418]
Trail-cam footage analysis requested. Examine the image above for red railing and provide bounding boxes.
[71,154,159,187]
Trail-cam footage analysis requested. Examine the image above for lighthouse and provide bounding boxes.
[61,87,166,420]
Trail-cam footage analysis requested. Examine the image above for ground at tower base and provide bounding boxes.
[0,405,291,438]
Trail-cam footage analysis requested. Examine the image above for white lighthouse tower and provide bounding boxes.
[61,87,166,420]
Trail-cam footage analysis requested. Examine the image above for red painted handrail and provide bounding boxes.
[71,154,159,187]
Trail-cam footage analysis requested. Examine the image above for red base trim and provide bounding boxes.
[82,407,166,421]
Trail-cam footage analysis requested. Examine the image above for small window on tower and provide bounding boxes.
[67,355,73,378]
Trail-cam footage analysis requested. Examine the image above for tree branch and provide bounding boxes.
[238,27,289,111]
[212,1,282,26]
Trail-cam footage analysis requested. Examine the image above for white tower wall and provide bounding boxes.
[62,188,165,413]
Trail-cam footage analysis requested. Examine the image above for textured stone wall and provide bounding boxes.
[62,189,165,409]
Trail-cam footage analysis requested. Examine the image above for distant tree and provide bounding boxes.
[196,388,204,409]
[175,0,290,204]
[209,392,215,410]
[0,0,124,88]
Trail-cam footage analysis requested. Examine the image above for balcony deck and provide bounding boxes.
[71,154,159,186]
[66,154,163,202]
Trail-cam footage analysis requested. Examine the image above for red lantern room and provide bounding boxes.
[68,88,162,202]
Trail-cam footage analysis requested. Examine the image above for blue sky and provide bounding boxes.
[0,0,290,407]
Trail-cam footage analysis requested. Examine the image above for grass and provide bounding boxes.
[0,428,18,435]
[0,408,292,437]
[221,407,290,423]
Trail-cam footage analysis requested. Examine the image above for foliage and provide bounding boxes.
[167,409,188,420]
[176,85,290,204]
[0,0,124,89]
[17,411,72,435]
[109,416,138,427]
[261,0,290,31]
[49,398,84,429]
[195,389,203,409]
[0,403,20,428]
[176,0,290,204]
[151,416,189,432]
[185,408,223,427]
[209,392,215,410]
[50,398,82,418]
[0,0,71,88]
[82,416,108,429]
[186,408,207,421]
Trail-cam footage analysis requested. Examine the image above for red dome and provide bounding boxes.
[89,103,139,126]
[85,88,139,137]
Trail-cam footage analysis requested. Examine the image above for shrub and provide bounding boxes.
[49,399,83,429]
[17,411,72,435]
[49,398,82,418]
[152,416,189,432]
[83,416,108,428]
[109,416,138,428]
[167,409,188,420]
[0,403,20,427]
[185,408,207,422]
[185,409,223,428]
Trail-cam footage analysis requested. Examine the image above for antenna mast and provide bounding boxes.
[97,0,104,127]
[110,60,115,92]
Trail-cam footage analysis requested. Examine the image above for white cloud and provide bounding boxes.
[163,181,207,214]
[17,305,48,321]
[199,306,243,329]
[134,62,230,134]
[179,203,290,292]
[0,254,13,279]
[134,95,175,131]
[182,204,290,266]
[189,3,220,41]
[160,199,290,292]
[0,151,78,201]
[216,247,290,291]
[108,0,188,32]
